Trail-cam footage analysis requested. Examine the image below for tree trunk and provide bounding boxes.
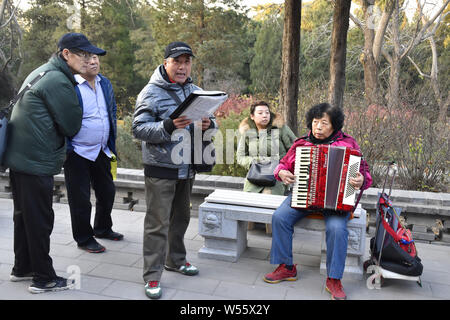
[194,0,205,88]
[279,0,301,136]
[0,0,8,25]
[328,0,351,110]
[354,0,394,107]
[0,0,15,102]
[428,37,448,123]
[80,0,86,30]
[387,0,401,109]
[388,58,401,109]
[361,0,378,106]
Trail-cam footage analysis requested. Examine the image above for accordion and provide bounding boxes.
[291,145,362,212]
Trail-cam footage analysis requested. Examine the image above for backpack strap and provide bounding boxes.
[0,71,48,119]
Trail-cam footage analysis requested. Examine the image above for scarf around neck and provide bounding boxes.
[307,130,339,145]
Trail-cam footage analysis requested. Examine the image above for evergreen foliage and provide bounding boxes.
[4,0,448,191]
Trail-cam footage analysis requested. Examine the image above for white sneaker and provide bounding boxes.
[164,262,199,276]
[144,281,162,299]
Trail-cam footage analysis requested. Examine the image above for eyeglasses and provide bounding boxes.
[70,50,94,60]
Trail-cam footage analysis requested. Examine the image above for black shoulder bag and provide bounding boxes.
[246,160,278,187]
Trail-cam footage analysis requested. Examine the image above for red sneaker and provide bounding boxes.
[263,264,297,283]
[326,277,347,300]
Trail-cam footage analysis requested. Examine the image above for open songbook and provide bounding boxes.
[169,90,228,121]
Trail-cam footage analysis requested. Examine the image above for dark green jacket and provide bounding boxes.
[4,56,82,175]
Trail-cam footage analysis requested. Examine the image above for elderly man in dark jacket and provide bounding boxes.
[4,33,104,294]
[133,41,217,299]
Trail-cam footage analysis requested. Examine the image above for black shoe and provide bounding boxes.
[94,230,124,241]
[77,238,106,253]
[28,276,74,294]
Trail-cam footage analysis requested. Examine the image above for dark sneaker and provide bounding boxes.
[263,264,298,283]
[164,262,199,276]
[78,238,106,253]
[10,272,34,282]
[144,281,162,299]
[326,277,347,300]
[94,230,124,241]
[28,277,75,294]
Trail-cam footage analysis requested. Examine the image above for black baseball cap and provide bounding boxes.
[58,32,106,56]
[164,41,195,59]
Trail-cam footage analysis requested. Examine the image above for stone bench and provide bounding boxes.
[198,189,367,280]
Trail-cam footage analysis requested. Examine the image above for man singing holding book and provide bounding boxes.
[132,41,217,299]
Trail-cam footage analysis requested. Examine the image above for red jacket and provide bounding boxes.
[274,130,373,190]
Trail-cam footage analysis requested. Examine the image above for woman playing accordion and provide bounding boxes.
[263,103,372,300]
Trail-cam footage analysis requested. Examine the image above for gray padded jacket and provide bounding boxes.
[132,65,216,179]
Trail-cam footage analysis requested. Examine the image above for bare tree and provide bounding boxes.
[382,0,449,110]
[279,0,301,136]
[351,0,449,111]
[328,0,351,110]
[407,1,450,123]
[350,0,395,106]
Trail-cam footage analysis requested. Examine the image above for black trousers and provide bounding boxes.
[10,170,58,282]
[64,151,116,245]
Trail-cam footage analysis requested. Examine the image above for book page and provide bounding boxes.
[179,94,228,121]
[192,90,226,96]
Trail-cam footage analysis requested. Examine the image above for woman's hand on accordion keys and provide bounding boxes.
[279,170,295,185]
[349,172,364,190]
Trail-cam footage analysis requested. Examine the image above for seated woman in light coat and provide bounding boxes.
[236,101,297,232]
[237,101,297,195]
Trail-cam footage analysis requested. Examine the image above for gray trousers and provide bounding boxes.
[143,176,193,282]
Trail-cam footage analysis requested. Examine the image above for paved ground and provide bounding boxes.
[0,198,449,302]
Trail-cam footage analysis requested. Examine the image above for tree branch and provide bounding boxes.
[125,0,135,28]
[0,47,7,65]
[1,22,13,73]
[381,46,392,65]
[0,0,21,29]
[423,11,450,40]
[349,12,363,30]
[373,0,395,63]
[407,55,431,78]
[425,0,450,26]
[0,0,7,25]
[401,0,450,60]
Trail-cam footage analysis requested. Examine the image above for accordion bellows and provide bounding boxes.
[291,145,362,212]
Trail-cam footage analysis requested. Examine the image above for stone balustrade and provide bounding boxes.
[0,168,448,244]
